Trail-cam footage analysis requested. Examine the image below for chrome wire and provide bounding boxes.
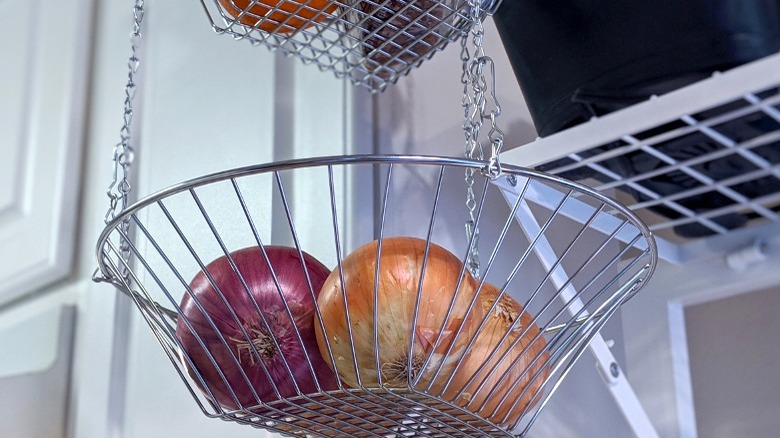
[95,155,656,437]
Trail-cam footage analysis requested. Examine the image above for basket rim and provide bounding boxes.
[95,153,657,283]
[92,153,659,435]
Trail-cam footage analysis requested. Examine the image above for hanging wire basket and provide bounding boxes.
[199,0,499,91]
[95,154,657,437]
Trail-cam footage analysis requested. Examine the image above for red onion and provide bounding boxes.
[175,246,339,411]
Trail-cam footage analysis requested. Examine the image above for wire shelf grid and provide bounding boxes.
[199,0,497,92]
[535,83,780,242]
[95,155,656,437]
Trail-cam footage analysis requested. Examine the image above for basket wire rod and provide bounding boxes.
[509,201,612,308]
[155,198,283,406]
[104,247,230,419]
[104,242,267,423]
[97,245,179,320]
[390,167,498,436]
[105,228,254,416]
[356,390,485,438]
[493,235,649,427]
[358,164,492,437]
[542,307,617,335]
[93,157,511,226]
[249,395,378,438]
[432,192,572,404]
[519,210,630,337]
[185,189,308,400]
[421,175,530,392]
[499,183,638,250]
[134,210,277,411]
[198,0,221,34]
[522,271,647,436]
[334,163,450,432]
[189,189,395,437]
[227,0,259,27]
[378,367,504,433]
[504,264,648,433]
[435,189,575,400]
[265,174,430,437]
[416,175,493,390]
[406,165,445,386]
[511,219,643,359]
[493,197,644,381]
[500,177,651,251]
[144,207,361,438]
[368,390,485,438]
[513,196,658,436]
[264,173,342,390]
[327,165,366,390]
[509,211,632,337]
[358,1,440,49]
[456,203,612,416]
[191,185,320,397]
[372,163,394,388]
[516,279,639,436]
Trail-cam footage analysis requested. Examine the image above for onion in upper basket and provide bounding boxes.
[175,246,339,411]
[314,237,484,390]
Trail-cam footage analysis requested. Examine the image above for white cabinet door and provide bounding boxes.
[0,0,92,306]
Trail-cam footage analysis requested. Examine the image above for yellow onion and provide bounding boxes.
[437,282,550,428]
[314,237,483,389]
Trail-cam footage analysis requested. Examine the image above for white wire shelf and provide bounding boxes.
[199,0,497,92]
[500,52,780,264]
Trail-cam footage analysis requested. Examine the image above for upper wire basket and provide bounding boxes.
[199,0,499,91]
[95,155,657,437]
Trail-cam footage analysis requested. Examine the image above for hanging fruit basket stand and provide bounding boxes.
[93,1,658,437]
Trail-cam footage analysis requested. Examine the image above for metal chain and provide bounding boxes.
[462,0,504,278]
[96,0,145,284]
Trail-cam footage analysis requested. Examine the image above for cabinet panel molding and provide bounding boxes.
[0,0,93,305]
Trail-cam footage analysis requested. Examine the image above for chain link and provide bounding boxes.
[462,0,504,278]
[96,0,145,284]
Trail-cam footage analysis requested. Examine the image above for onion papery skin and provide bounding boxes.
[438,282,550,428]
[175,246,339,412]
[314,237,483,390]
